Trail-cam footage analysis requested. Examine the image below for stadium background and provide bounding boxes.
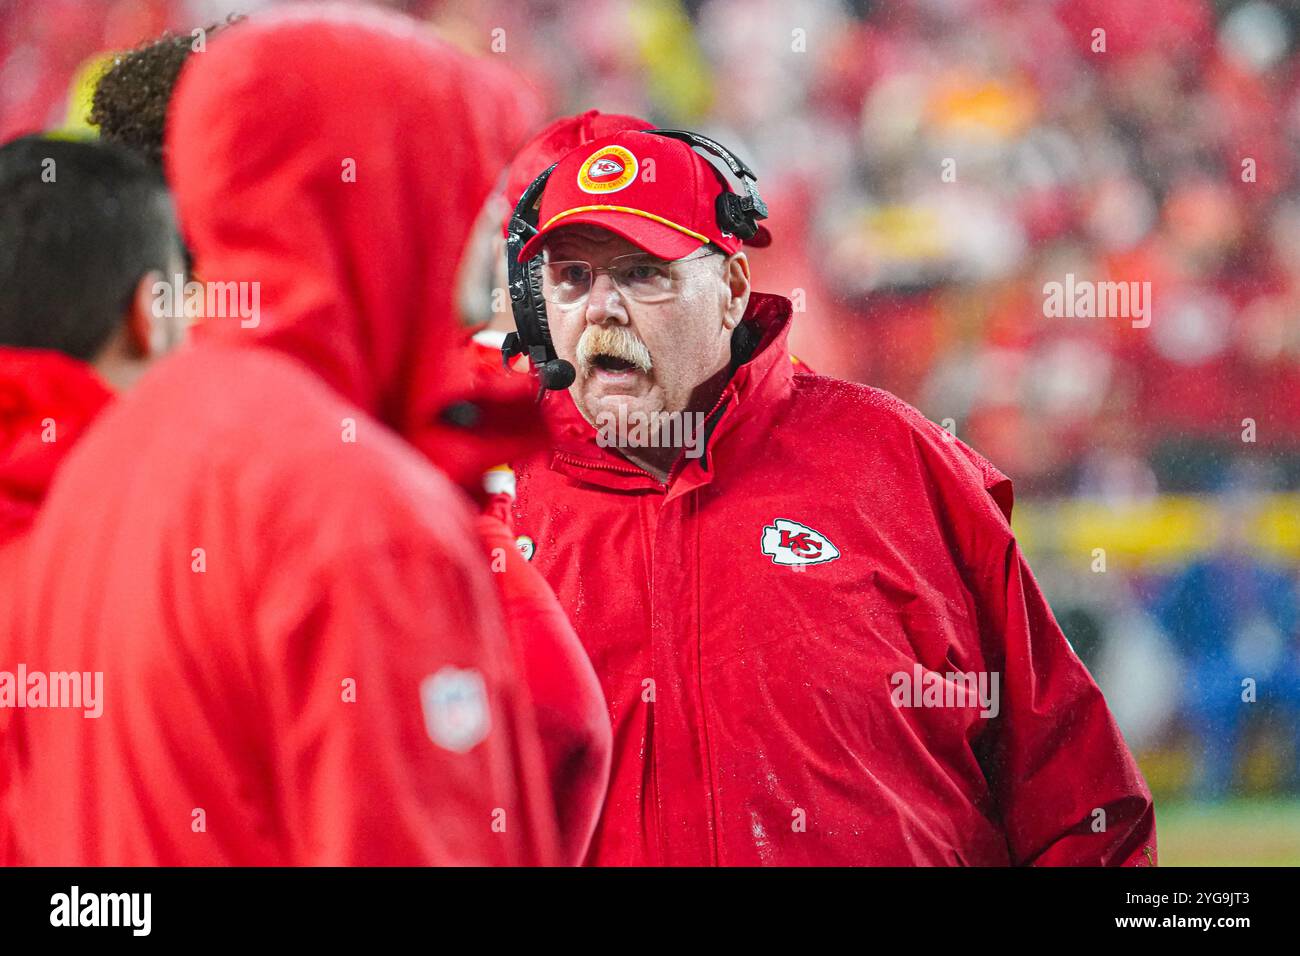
[2,0,1298,865]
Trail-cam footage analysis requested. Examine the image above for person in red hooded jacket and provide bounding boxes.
[86,28,610,866]
[0,134,188,866]
[505,129,1158,866]
[1,6,561,866]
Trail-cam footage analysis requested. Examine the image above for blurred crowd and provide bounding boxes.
[434,0,1300,500]
[3,0,1299,797]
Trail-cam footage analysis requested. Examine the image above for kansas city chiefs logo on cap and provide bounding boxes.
[578,145,638,194]
[761,518,841,567]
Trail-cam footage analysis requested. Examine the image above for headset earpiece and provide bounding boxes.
[503,164,576,392]
[651,129,768,241]
[716,192,759,240]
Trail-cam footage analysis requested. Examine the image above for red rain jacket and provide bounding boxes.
[0,348,111,543]
[477,510,610,863]
[0,348,113,867]
[1,10,561,865]
[469,332,613,863]
[512,292,1157,866]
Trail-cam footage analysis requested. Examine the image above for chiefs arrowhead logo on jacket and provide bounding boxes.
[761,518,841,567]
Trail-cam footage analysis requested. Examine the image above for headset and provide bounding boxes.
[502,129,769,391]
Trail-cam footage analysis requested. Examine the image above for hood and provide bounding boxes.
[0,347,112,543]
[165,5,541,483]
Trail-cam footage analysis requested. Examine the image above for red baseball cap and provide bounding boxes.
[517,129,772,262]
[501,110,655,237]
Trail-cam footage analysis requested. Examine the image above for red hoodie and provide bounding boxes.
[512,292,1157,866]
[1,8,561,866]
[0,348,112,544]
[0,347,113,868]
[466,330,611,863]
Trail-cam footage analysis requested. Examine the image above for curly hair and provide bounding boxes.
[89,18,242,168]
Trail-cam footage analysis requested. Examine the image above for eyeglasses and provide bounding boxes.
[541,248,719,306]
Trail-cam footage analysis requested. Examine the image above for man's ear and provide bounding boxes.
[124,270,169,358]
[721,252,751,330]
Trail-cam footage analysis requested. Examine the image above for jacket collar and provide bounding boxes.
[542,292,795,496]
[0,347,114,543]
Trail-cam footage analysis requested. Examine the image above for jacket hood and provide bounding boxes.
[0,347,112,543]
[165,6,532,473]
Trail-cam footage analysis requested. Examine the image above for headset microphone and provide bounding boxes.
[538,357,576,389]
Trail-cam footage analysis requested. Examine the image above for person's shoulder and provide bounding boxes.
[145,345,403,460]
[788,372,947,442]
[137,344,471,547]
[786,373,1014,519]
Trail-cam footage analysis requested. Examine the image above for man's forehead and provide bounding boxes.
[543,225,645,259]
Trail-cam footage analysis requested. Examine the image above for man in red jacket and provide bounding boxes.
[87,32,612,866]
[0,134,187,867]
[92,19,611,867]
[2,8,560,865]
[507,129,1158,865]
[0,135,187,539]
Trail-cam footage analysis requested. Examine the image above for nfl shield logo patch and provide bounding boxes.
[421,667,491,753]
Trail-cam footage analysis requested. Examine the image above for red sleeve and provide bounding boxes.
[262,535,561,866]
[0,711,11,866]
[976,538,1157,866]
[909,417,1156,866]
[478,514,612,865]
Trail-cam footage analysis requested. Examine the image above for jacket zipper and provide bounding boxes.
[554,394,734,864]
[553,451,665,482]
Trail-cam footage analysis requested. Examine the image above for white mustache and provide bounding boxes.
[576,324,653,374]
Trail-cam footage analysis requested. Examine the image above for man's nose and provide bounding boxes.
[583,270,629,326]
